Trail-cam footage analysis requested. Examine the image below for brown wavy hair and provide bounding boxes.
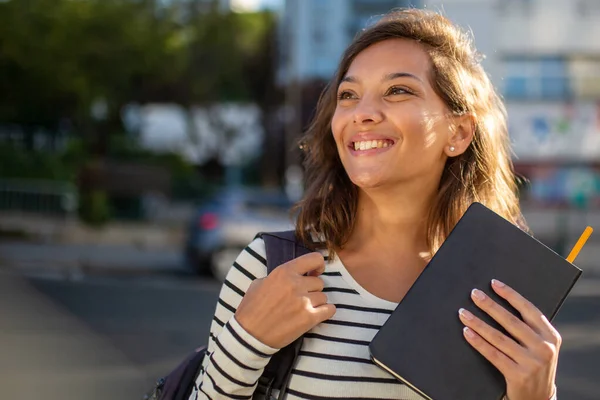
[294,8,528,258]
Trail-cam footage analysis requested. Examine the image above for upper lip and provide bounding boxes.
[348,133,397,146]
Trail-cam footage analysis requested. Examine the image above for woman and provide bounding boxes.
[191,8,559,400]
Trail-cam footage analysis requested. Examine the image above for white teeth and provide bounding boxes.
[353,140,393,151]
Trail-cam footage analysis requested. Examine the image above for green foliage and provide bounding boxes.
[0,143,75,181]
[0,136,205,200]
[0,0,174,127]
[107,134,196,181]
[78,189,112,226]
[0,0,277,141]
[0,0,281,218]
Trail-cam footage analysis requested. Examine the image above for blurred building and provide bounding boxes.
[428,0,600,209]
[277,0,423,84]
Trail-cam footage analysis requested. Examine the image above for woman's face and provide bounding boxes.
[331,38,455,191]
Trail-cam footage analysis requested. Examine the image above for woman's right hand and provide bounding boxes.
[234,252,337,349]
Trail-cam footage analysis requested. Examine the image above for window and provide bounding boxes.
[502,57,571,100]
[577,0,600,16]
[310,0,328,52]
[498,0,533,15]
[570,58,600,99]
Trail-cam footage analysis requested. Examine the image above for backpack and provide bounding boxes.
[143,230,312,400]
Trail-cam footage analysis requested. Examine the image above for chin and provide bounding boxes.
[348,172,386,189]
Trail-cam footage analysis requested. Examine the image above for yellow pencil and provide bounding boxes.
[566,226,594,263]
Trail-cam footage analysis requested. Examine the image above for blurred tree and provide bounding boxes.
[0,0,279,153]
[157,3,281,183]
[240,11,284,187]
[0,0,282,213]
[0,0,182,152]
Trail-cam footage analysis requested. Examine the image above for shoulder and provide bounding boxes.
[227,237,268,282]
[244,236,267,263]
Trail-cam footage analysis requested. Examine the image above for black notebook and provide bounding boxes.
[369,202,583,400]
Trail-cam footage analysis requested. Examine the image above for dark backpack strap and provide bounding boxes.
[150,231,315,400]
[261,230,312,274]
[145,346,207,400]
[254,230,313,399]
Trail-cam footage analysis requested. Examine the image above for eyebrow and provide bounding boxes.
[340,72,424,84]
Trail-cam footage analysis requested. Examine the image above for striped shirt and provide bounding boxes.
[191,237,423,399]
[190,238,558,400]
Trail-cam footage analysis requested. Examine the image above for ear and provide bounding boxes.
[445,113,475,157]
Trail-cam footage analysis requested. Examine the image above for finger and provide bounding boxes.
[310,303,336,324]
[490,280,558,342]
[302,276,325,292]
[307,267,325,277]
[471,288,539,347]
[288,252,326,276]
[459,308,527,363]
[306,292,328,307]
[463,326,517,376]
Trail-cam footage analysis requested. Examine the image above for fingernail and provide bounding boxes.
[459,308,473,320]
[492,279,505,288]
[463,326,475,339]
[472,288,486,301]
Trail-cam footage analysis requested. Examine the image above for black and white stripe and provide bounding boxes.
[192,238,423,400]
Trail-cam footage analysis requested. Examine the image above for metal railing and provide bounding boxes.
[0,179,78,217]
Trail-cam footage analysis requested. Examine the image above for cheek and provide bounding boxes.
[398,108,446,149]
[331,109,345,145]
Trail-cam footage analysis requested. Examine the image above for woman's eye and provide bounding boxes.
[337,91,355,100]
[386,86,410,96]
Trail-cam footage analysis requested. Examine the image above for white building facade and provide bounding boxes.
[428,0,600,207]
[278,0,422,84]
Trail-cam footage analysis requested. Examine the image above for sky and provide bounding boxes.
[230,0,283,12]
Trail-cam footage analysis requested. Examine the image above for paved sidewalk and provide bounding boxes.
[0,241,189,278]
[0,273,150,400]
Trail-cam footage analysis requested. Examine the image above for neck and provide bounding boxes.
[345,176,440,256]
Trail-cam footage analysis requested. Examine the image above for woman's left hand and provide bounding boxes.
[458,279,560,400]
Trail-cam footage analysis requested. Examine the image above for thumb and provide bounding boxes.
[307,264,326,277]
[312,303,337,323]
[289,252,326,276]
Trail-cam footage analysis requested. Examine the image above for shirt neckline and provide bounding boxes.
[327,255,399,310]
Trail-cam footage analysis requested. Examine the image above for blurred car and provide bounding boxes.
[184,186,296,281]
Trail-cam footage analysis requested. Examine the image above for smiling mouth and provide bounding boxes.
[351,139,395,151]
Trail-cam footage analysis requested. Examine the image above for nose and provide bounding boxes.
[353,96,384,125]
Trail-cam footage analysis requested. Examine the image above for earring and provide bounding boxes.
[449,146,456,152]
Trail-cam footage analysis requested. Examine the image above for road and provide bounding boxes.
[0,272,221,400]
[1,271,599,400]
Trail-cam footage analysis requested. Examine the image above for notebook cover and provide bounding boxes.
[369,202,583,400]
